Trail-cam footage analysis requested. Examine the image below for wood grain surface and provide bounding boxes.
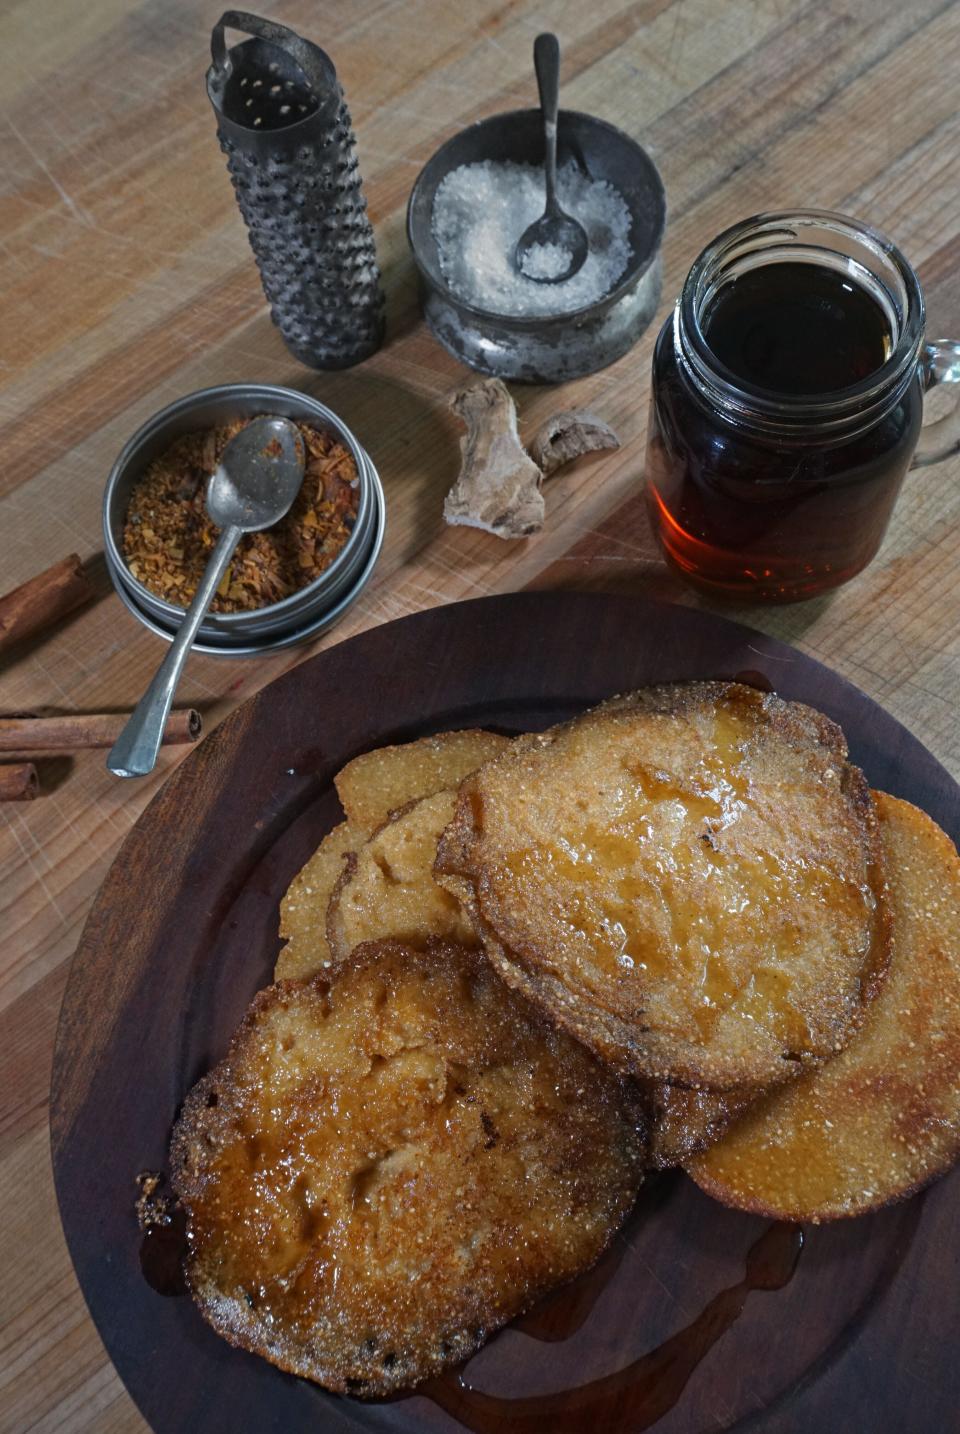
[2,2,959,1430]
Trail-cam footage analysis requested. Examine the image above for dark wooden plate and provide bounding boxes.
[51,592,960,1434]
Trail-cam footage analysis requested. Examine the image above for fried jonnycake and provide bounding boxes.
[171,939,646,1396]
[688,794,960,1220]
[277,729,509,978]
[327,790,475,960]
[436,682,889,1092]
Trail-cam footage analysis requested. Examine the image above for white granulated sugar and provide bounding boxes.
[431,159,633,316]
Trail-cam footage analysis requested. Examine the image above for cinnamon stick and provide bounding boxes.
[0,709,202,754]
[0,554,95,653]
[0,763,39,801]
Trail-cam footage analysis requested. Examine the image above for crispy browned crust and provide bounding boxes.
[640,1081,758,1169]
[170,939,646,1396]
[687,793,960,1221]
[436,682,890,1092]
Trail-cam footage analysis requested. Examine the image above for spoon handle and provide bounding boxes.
[534,32,560,214]
[107,524,242,778]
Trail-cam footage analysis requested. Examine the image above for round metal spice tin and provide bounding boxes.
[103,384,385,656]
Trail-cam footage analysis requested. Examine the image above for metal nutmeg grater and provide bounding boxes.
[206,10,384,370]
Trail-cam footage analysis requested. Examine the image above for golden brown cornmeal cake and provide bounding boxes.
[436,682,889,1092]
[642,1082,756,1169]
[334,729,511,833]
[170,939,646,1397]
[327,790,476,961]
[277,729,510,979]
[687,793,960,1220]
[277,821,356,979]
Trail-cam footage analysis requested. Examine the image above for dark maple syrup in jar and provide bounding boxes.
[645,226,927,602]
[705,263,891,394]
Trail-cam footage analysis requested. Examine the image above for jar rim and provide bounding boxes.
[677,209,925,430]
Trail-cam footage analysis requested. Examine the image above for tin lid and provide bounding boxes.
[107,465,385,658]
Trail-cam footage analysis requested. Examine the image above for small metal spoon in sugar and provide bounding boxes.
[107,416,305,779]
[515,33,589,284]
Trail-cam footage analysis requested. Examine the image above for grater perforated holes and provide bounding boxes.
[210,33,383,365]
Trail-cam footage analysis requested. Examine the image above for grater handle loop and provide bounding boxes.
[210,11,330,90]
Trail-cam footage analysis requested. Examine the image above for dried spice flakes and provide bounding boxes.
[122,419,359,613]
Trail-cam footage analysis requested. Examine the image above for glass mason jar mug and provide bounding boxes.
[644,211,960,602]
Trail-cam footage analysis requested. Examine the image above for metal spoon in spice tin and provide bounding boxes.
[107,417,305,778]
[515,33,589,284]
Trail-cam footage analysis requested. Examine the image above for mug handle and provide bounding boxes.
[913,340,960,466]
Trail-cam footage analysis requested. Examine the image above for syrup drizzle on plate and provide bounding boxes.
[139,1208,188,1297]
[138,1164,804,1429]
[511,1220,630,1343]
[421,1222,803,1433]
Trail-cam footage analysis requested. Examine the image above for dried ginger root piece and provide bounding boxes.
[443,379,544,538]
[529,408,621,477]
